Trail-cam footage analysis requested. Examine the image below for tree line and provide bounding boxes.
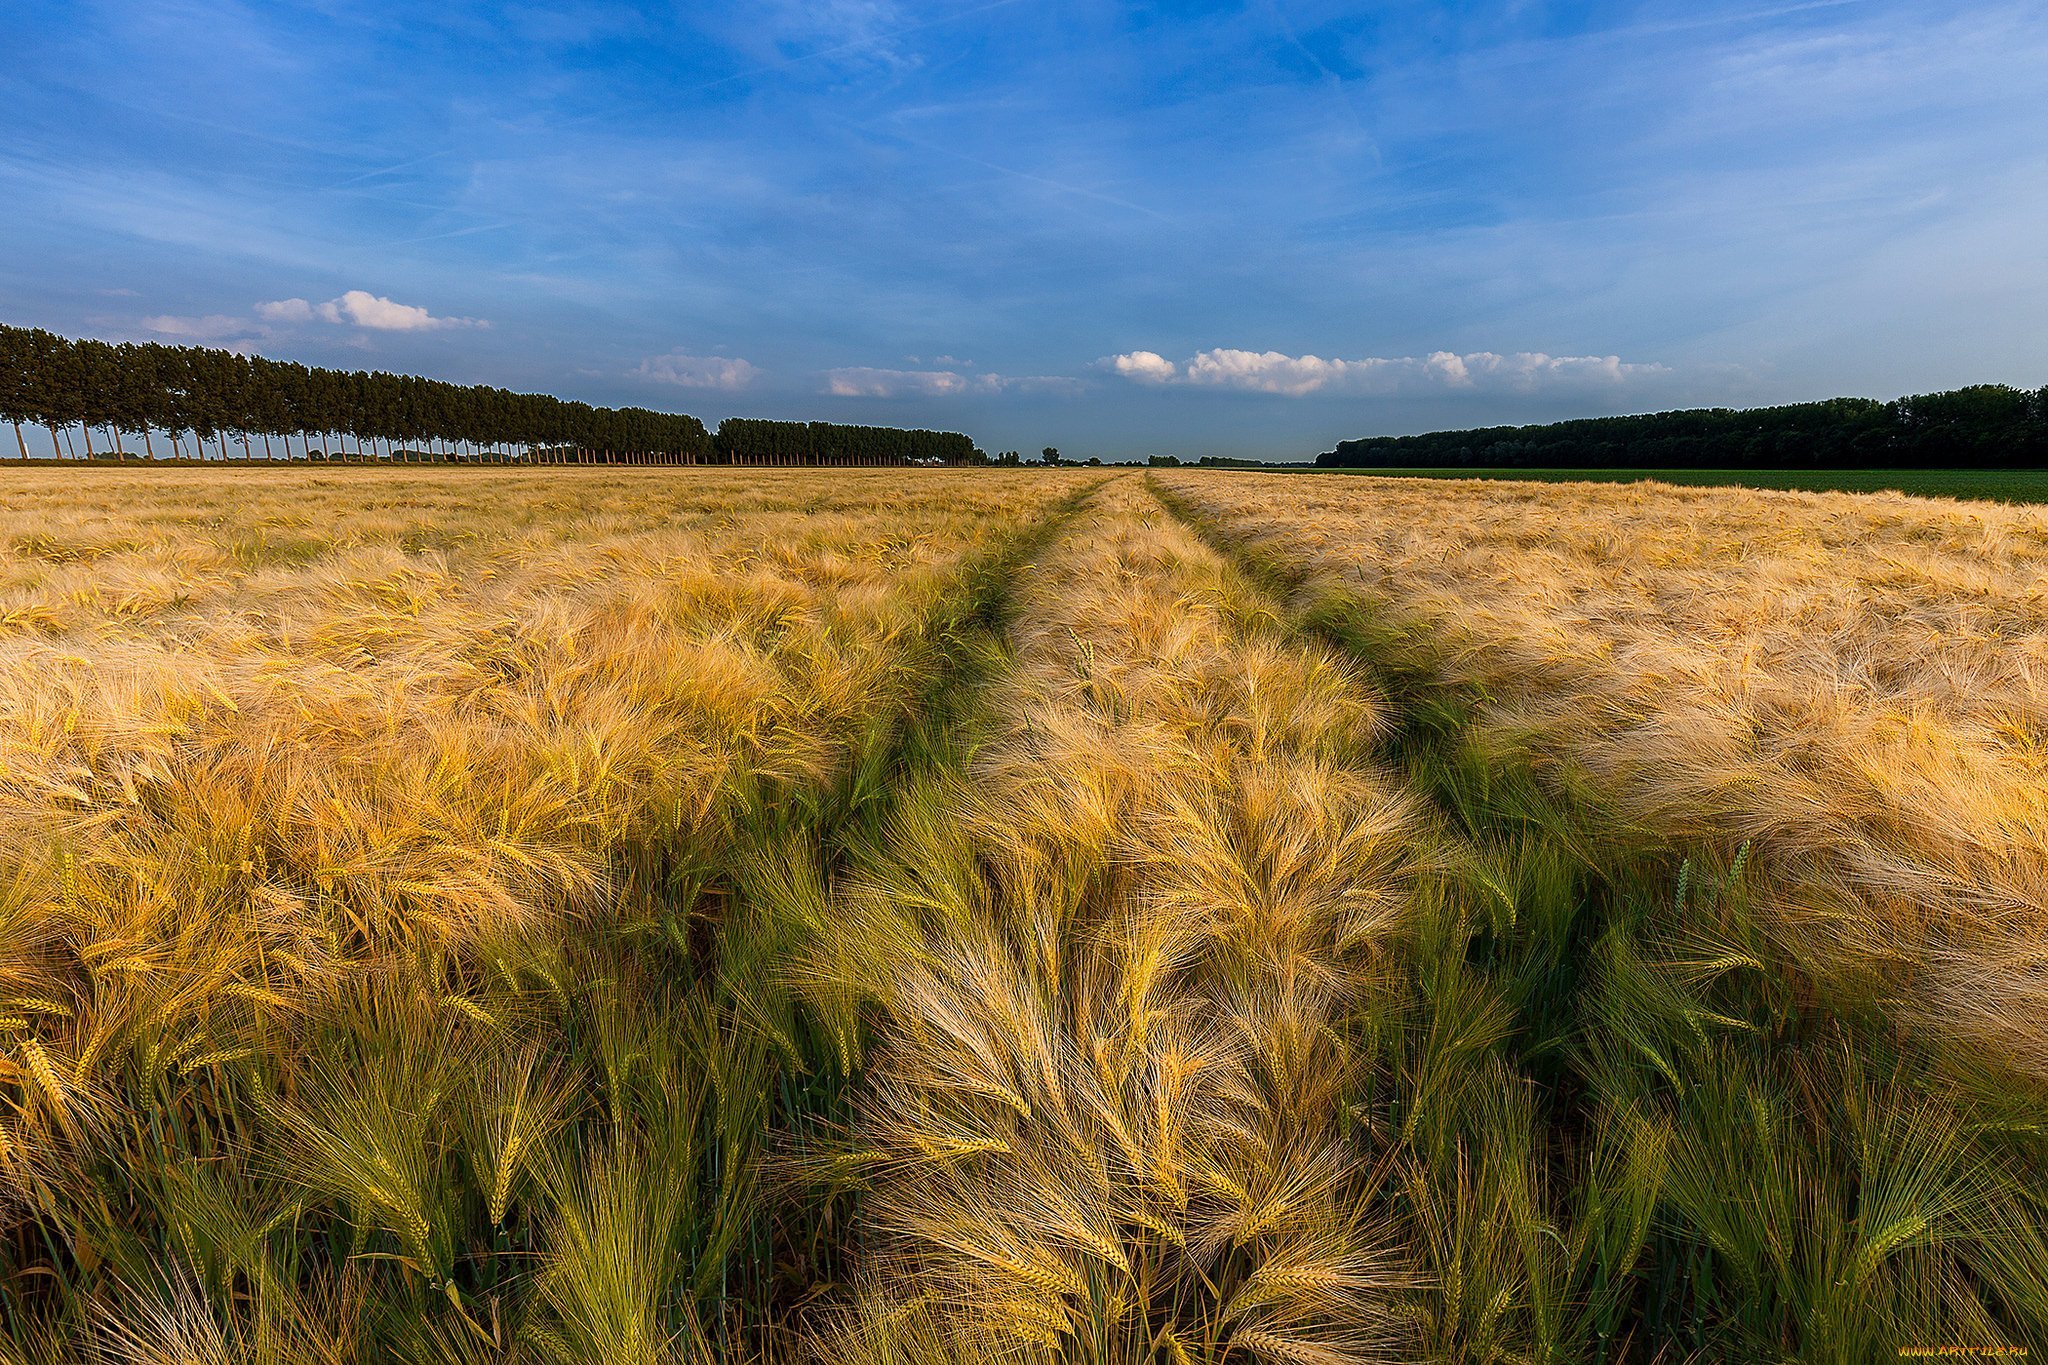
[0,325,973,466]
[715,418,974,466]
[1317,385,2048,470]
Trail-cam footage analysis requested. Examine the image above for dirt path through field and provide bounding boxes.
[811,473,1431,1361]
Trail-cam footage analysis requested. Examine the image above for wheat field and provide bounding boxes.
[0,465,2043,1362]
[1157,472,2048,1083]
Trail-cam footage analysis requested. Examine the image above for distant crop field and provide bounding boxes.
[2,465,2043,1362]
[1333,465,2048,502]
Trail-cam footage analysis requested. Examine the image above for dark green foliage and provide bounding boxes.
[712,418,975,465]
[1319,385,2048,471]
[1,322,994,467]
[0,322,716,462]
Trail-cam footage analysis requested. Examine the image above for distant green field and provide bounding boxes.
[1323,467,2048,504]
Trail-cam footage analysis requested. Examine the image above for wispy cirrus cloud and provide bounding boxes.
[635,353,760,390]
[1103,348,1669,397]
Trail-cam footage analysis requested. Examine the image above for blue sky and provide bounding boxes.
[3,0,2045,460]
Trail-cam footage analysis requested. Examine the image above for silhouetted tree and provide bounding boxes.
[1317,387,2048,471]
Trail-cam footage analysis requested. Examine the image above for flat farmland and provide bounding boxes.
[1,465,2043,1363]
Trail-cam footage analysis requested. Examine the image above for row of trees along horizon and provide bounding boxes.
[0,324,976,465]
[1318,384,2048,470]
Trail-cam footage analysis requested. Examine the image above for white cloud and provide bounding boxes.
[254,298,316,324]
[333,290,479,330]
[1181,349,1355,395]
[823,367,1085,398]
[636,353,761,390]
[1111,350,1178,384]
[141,291,484,348]
[827,367,982,397]
[256,290,484,331]
[1104,347,1669,396]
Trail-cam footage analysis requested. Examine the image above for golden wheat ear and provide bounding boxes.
[821,480,1429,1365]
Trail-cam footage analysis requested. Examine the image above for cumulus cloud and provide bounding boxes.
[257,290,484,331]
[332,290,480,331]
[636,353,760,390]
[824,367,1085,398]
[1104,347,1668,396]
[254,298,317,324]
[1111,350,1178,384]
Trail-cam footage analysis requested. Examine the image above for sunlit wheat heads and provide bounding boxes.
[1161,470,2048,1088]
[822,481,1426,1365]
[13,459,2043,1362]
[0,465,1086,1356]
